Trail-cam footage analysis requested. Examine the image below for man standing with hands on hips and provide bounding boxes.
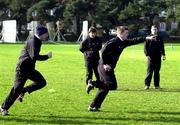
[0,26,52,116]
[144,25,166,90]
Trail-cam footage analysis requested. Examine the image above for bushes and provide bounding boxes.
[169,29,180,36]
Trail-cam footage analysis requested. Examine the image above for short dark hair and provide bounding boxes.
[88,27,97,33]
[117,26,128,34]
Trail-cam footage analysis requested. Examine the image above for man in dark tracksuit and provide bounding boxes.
[144,25,166,89]
[80,27,102,85]
[0,26,52,116]
[86,26,153,111]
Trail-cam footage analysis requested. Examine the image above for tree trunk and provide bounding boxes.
[76,15,81,35]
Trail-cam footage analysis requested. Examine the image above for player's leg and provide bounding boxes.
[1,71,27,115]
[85,60,93,85]
[22,69,46,94]
[93,60,100,81]
[145,58,153,89]
[88,64,117,111]
[154,58,161,88]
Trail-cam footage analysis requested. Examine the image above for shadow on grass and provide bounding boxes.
[0,111,180,124]
[117,88,180,93]
[128,111,180,115]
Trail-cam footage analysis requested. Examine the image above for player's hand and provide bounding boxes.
[103,64,111,72]
[147,56,151,60]
[162,55,166,60]
[47,51,52,59]
[146,35,156,40]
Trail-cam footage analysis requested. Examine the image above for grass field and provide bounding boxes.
[0,43,180,125]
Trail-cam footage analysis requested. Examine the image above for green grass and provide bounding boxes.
[0,43,180,125]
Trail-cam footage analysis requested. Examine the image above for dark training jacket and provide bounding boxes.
[80,36,102,61]
[144,35,165,57]
[16,36,49,71]
[100,36,145,69]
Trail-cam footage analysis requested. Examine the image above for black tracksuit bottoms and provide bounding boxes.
[90,64,117,108]
[85,60,100,84]
[145,57,161,87]
[1,68,46,110]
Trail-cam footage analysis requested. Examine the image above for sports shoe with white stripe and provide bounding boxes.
[88,106,99,112]
[0,107,8,116]
[86,79,94,94]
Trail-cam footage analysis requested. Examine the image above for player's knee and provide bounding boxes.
[41,80,47,87]
[13,85,23,94]
[105,81,117,90]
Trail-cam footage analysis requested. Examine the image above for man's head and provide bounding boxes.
[36,26,49,41]
[88,27,97,38]
[151,25,158,35]
[117,26,129,40]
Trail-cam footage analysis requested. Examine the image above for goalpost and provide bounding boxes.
[77,20,88,42]
[1,20,17,43]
